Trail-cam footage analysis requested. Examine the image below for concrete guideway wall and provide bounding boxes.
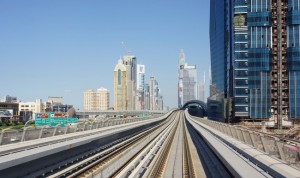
[185,110,300,178]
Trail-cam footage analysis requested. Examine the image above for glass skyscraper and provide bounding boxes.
[248,0,272,120]
[233,1,249,119]
[287,0,300,121]
[247,0,300,126]
[209,0,228,94]
[209,0,231,121]
[210,0,300,125]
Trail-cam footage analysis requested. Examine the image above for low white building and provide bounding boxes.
[19,99,51,120]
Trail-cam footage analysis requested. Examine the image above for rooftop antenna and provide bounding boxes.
[121,41,131,54]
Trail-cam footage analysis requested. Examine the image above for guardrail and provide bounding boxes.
[192,116,300,168]
[0,117,151,146]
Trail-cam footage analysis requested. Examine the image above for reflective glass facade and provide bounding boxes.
[210,0,227,94]
[233,1,249,117]
[210,0,300,121]
[287,0,300,118]
[248,0,272,119]
[209,0,232,121]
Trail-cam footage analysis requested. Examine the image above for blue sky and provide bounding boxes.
[0,0,210,109]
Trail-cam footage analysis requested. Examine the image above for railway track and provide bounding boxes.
[4,109,283,178]
[147,114,179,178]
[185,116,232,177]
[46,112,178,178]
[183,116,195,178]
[0,119,150,157]
[143,111,198,178]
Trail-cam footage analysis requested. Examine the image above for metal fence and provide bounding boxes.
[194,117,300,168]
[0,117,149,146]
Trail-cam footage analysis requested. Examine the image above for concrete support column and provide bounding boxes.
[249,132,257,148]
[275,138,285,161]
[38,127,44,139]
[53,126,58,136]
[240,129,247,143]
[74,124,78,133]
[236,129,244,142]
[259,134,269,153]
[64,126,68,134]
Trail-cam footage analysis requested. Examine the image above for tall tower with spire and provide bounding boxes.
[178,50,197,107]
[114,59,127,110]
[178,50,185,107]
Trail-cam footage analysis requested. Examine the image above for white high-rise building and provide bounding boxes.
[198,72,206,102]
[19,99,51,120]
[137,64,145,91]
[178,50,197,107]
[136,64,145,110]
[84,88,109,111]
[198,82,205,102]
[150,76,161,110]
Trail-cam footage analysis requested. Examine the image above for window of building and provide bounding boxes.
[118,69,121,85]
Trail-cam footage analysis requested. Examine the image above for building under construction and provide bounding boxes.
[246,0,300,128]
[210,0,300,127]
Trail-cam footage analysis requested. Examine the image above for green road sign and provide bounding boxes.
[35,112,78,127]
[35,117,78,127]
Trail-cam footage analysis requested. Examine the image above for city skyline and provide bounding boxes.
[0,0,210,110]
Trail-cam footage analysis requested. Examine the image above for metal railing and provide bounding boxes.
[192,117,300,168]
[0,117,150,146]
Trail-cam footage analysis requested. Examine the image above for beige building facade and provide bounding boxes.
[114,59,127,110]
[122,55,137,110]
[84,88,109,111]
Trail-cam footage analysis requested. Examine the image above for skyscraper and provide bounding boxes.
[210,0,300,126]
[232,1,249,120]
[209,0,229,96]
[198,81,205,102]
[114,59,127,110]
[149,76,162,110]
[84,88,109,111]
[149,76,156,110]
[136,64,145,110]
[122,55,137,110]
[137,64,145,91]
[287,0,300,122]
[178,50,197,107]
[144,84,150,110]
[208,0,231,121]
[248,0,300,126]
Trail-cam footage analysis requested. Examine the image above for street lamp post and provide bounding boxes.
[21,117,33,142]
[0,127,12,145]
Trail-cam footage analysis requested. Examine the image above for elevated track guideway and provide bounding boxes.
[1,110,300,177]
